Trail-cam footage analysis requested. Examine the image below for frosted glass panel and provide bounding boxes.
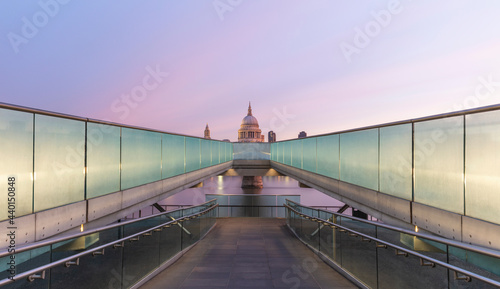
[34,115,85,212]
[317,134,339,179]
[228,142,232,161]
[283,141,291,165]
[414,117,464,213]
[282,143,286,163]
[212,142,220,165]
[276,143,282,163]
[233,143,270,160]
[291,140,302,168]
[220,142,225,162]
[0,109,33,220]
[121,128,161,190]
[225,142,229,162]
[86,123,120,199]
[340,129,378,191]
[224,142,227,163]
[273,143,282,162]
[466,111,500,224]
[219,142,225,163]
[162,134,185,178]
[185,138,200,172]
[379,124,412,200]
[201,139,211,168]
[302,138,317,173]
[271,143,276,161]
[274,143,279,162]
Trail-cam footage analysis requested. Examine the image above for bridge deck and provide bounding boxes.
[141,218,357,289]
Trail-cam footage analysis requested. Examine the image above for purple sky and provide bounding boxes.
[2,1,500,141]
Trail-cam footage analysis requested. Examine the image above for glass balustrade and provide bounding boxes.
[285,199,500,289]
[271,107,500,231]
[207,194,300,218]
[0,200,217,289]
[0,105,232,222]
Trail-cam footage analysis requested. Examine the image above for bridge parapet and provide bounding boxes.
[271,104,500,250]
[0,103,232,249]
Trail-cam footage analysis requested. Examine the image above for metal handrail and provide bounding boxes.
[277,103,500,142]
[284,204,500,287]
[0,199,217,258]
[0,102,230,142]
[285,199,500,259]
[0,203,218,286]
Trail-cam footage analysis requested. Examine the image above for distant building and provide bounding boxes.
[268,131,276,142]
[238,102,264,188]
[204,124,211,139]
[298,131,307,139]
[238,102,264,142]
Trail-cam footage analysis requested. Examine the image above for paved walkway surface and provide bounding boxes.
[140,218,358,289]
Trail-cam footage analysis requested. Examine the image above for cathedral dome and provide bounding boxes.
[240,102,259,127]
[241,114,259,126]
[238,102,264,143]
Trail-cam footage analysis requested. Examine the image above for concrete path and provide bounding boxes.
[140,218,358,289]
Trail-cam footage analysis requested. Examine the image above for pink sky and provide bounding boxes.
[1,1,500,140]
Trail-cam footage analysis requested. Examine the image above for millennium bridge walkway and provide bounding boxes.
[141,218,356,289]
[3,103,500,288]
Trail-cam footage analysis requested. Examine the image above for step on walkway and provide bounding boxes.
[140,218,358,289]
